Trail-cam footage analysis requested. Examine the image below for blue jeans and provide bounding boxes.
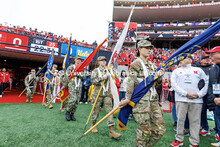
[172,103,178,122]
[119,91,126,101]
[214,105,220,136]
[201,99,209,131]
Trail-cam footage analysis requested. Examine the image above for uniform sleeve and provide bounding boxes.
[35,76,39,82]
[171,69,188,97]
[91,69,104,86]
[78,71,85,79]
[198,69,209,98]
[66,65,73,77]
[125,63,138,100]
[24,76,29,87]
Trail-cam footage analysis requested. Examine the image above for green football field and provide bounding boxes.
[0,103,216,147]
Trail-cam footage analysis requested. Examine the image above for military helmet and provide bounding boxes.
[97,56,106,61]
[137,40,154,49]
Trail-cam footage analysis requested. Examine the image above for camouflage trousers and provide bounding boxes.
[91,95,115,127]
[26,86,36,100]
[132,100,166,147]
[65,84,81,114]
[45,84,54,103]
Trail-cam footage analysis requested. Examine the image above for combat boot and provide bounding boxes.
[66,111,71,121]
[91,122,98,133]
[109,126,121,139]
[70,113,76,121]
[48,104,53,109]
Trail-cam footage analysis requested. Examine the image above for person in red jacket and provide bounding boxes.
[0,68,11,97]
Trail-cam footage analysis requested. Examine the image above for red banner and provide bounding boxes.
[0,31,29,51]
[114,22,137,30]
[46,41,58,48]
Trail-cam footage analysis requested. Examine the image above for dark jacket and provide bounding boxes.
[82,76,91,88]
[207,64,220,111]
[198,64,212,95]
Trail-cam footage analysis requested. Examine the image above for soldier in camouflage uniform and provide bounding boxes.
[90,56,121,139]
[45,64,58,109]
[119,40,166,147]
[65,55,85,121]
[24,69,39,103]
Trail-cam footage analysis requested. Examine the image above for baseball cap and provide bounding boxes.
[74,55,82,59]
[97,56,106,61]
[206,46,220,54]
[137,40,154,49]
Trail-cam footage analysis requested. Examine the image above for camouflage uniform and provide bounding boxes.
[65,64,85,114]
[24,73,39,102]
[126,40,166,147]
[90,66,115,127]
[45,70,57,103]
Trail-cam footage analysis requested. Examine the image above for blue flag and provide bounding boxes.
[45,49,55,91]
[62,36,71,74]
[117,19,220,131]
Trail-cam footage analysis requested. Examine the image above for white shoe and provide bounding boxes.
[85,102,88,104]
[199,129,210,136]
[211,142,220,147]
[0,95,2,98]
[79,102,83,104]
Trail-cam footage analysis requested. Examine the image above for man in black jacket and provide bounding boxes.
[206,46,220,147]
[199,55,212,136]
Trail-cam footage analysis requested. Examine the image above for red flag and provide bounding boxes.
[68,38,108,81]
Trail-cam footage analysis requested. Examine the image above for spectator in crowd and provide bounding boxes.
[0,68,11,98]
[119,70,128,101]
[161,78,169,103]
[80,71,92,104]
[198,55,212,136]
[171,56,208,147]
[206,46,220,147]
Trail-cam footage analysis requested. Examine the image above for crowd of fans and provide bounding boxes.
[117,47,209,71]
[109,27,136,42]
[0,23,111,51]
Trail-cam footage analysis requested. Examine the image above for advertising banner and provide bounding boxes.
[29,37,60,55]
[0,31,29,51]
[61,43,93,59]
[30,43,59,55]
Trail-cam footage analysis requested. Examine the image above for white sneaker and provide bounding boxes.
[0,95,2,98]
[79,102,83,104]
[199,129,210,136]
[85,102,88,104]
[211,142,220,147]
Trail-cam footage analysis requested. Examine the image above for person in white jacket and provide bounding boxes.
[171,56,208,147]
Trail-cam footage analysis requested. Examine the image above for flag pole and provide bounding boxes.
[42,82,47,106]
[79,105,120,140]
[84,80,105,130]
[45,86,64,106]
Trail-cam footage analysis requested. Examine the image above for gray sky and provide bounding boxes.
[0,0,113,45]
